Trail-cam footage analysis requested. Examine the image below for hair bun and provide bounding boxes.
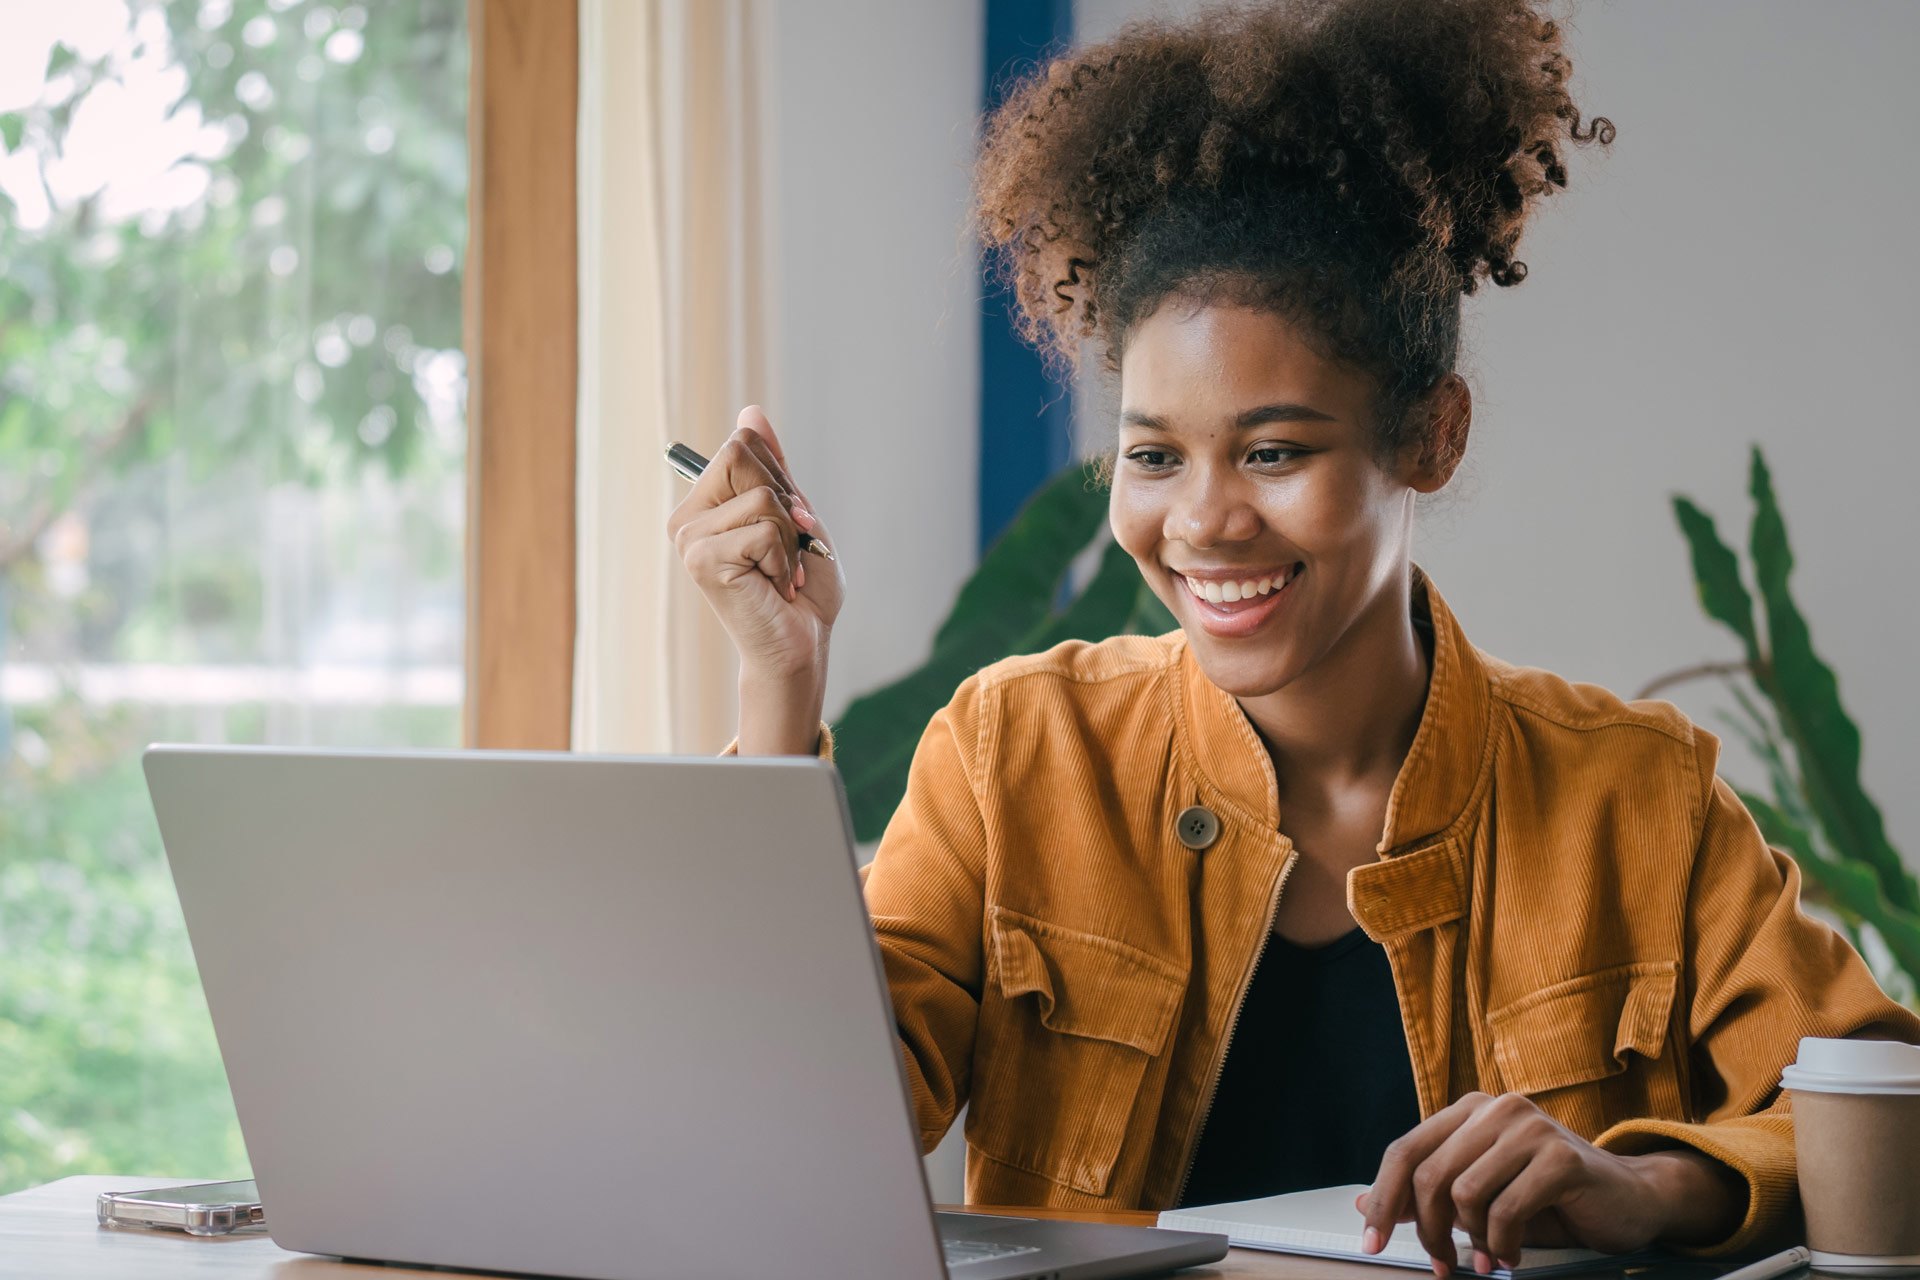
[976,0,1613,365]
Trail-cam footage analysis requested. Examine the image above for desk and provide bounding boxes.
[0,1176,1721,1280]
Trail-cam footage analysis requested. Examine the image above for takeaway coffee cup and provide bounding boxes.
[1782,1036,1920,1274]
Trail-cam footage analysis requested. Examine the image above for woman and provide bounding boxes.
[667,0,1919,1266]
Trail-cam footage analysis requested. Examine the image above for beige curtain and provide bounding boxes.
[574,0,773,754]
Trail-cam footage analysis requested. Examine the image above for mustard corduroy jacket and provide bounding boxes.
[857,574,1920,1253]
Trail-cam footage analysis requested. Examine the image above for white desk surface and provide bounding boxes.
[4,1174,1695,1280]
[0,1176,365,1278]
[1,1174,1334,1279]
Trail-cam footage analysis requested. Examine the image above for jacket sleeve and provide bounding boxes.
[1595,733,1920,1255]
[856,677,993,1154]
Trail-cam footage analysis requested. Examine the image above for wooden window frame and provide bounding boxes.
[463,0,579,749]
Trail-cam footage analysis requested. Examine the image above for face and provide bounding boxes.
[1111,300,1457,700]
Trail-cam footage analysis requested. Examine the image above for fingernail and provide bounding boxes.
[1474,1251,1491,1274]
[792,505,815,529]
[795,560,806,589]
[1362,1228,1382,1255]
[1432,1261,1451,1279]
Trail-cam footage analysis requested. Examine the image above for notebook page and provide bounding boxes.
[1157,1184,1617,1279]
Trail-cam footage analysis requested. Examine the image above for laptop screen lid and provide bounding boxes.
[145,745,946,1280]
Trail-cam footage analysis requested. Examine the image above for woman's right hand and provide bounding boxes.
[667,406,844,755]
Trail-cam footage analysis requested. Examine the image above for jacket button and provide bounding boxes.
[1175,805,1219,851]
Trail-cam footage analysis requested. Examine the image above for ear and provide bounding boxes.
[1398,373,1471,494]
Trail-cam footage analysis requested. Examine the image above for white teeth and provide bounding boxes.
[1186,572,1299,605]
[1176,568,1307,606]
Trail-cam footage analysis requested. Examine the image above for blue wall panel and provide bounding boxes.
[978,0,1076,554]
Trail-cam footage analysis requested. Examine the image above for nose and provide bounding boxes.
[1165,462,1262,548]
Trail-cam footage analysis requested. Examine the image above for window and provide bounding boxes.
[0,0,467,1191]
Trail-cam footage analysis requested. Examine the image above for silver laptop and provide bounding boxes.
[144,746,1227,1280]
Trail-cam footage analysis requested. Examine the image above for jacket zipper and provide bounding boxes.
[1169,844,1298,1208]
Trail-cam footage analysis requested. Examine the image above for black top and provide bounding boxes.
[1178,926,1422,1207]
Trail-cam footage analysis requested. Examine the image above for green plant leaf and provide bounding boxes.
[1717,680,1815,834]
[1746,448,1919,913]
[1740,789,1920,989]
[929,463,1109,658]
[0,113,22,154]
[1019,539,1140,651]
[835,653,989,842]
[1672,495,1760,664]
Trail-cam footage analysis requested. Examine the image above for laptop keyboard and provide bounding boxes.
[943,1238,1042,1267]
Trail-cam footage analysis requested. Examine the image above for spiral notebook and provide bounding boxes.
[1157,1184,1636,1278]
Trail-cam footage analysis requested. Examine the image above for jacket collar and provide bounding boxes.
[1176,568,1494,855]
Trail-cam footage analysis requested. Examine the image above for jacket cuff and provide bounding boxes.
[1594,1114,1796,1256]
[718,722,835,761]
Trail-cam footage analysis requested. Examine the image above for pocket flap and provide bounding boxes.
[988,906,1186,1057]
[1489,961,1678,1096]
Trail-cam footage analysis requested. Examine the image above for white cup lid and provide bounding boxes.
[1781,1036,1920,1095]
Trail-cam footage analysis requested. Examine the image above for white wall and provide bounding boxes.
[1075,0,1920,872]
[763,0,986,725]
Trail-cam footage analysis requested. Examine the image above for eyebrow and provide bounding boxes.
[1121,402,1337,431]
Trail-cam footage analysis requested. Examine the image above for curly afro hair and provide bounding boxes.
[974,0,1613,467]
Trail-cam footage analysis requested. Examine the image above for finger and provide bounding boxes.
[684,511,797,603]
[1448,1125,1544,1266]
[735,424,799,507]
[667,434,785,540]
[1405,1105,1520,1274]
[1446,1097,1546,1244]
[674,484,802,550]
[727,429,821,559]
[675,487,802,598]
[737,406,818,515]
[1484,1145,1580,1268]
[739,404,792,477]
[1363,1094,1491,1256]
[713,431,796,510]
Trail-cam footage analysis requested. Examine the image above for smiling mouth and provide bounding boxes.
[1177,563,1300,606]
[1174,563,1302,637]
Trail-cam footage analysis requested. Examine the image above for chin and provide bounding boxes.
[1181,633,1307,700]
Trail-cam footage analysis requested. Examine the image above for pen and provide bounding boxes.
[664,441,836,561]
[1709,1247,1811,1280]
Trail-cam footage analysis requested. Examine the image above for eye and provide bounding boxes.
[1124,448,1178,472]
[1249,444,1305,466]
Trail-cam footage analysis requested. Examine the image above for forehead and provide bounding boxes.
[1118,301,1372,422]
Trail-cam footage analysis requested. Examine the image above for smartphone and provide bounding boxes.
[96,1179,264,1236]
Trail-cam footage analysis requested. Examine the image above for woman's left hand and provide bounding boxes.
[1356,1092,1746,1275]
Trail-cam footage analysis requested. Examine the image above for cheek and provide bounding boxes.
[1268,470,1397,554]
[1107,478,1164,564]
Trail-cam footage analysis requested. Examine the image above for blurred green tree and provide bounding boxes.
[0,0,467,1191]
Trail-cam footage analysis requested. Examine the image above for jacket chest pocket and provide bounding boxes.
[1487,961,1684,1130]
[966,906,1187,1198]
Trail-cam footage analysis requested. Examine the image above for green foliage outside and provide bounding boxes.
[1,0,468,1192]
[0,707,243,1191]
[834,463,1174,842]
[1660,448,1920,1007]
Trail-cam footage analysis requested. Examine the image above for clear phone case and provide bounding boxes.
[97,1180,265,1237]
